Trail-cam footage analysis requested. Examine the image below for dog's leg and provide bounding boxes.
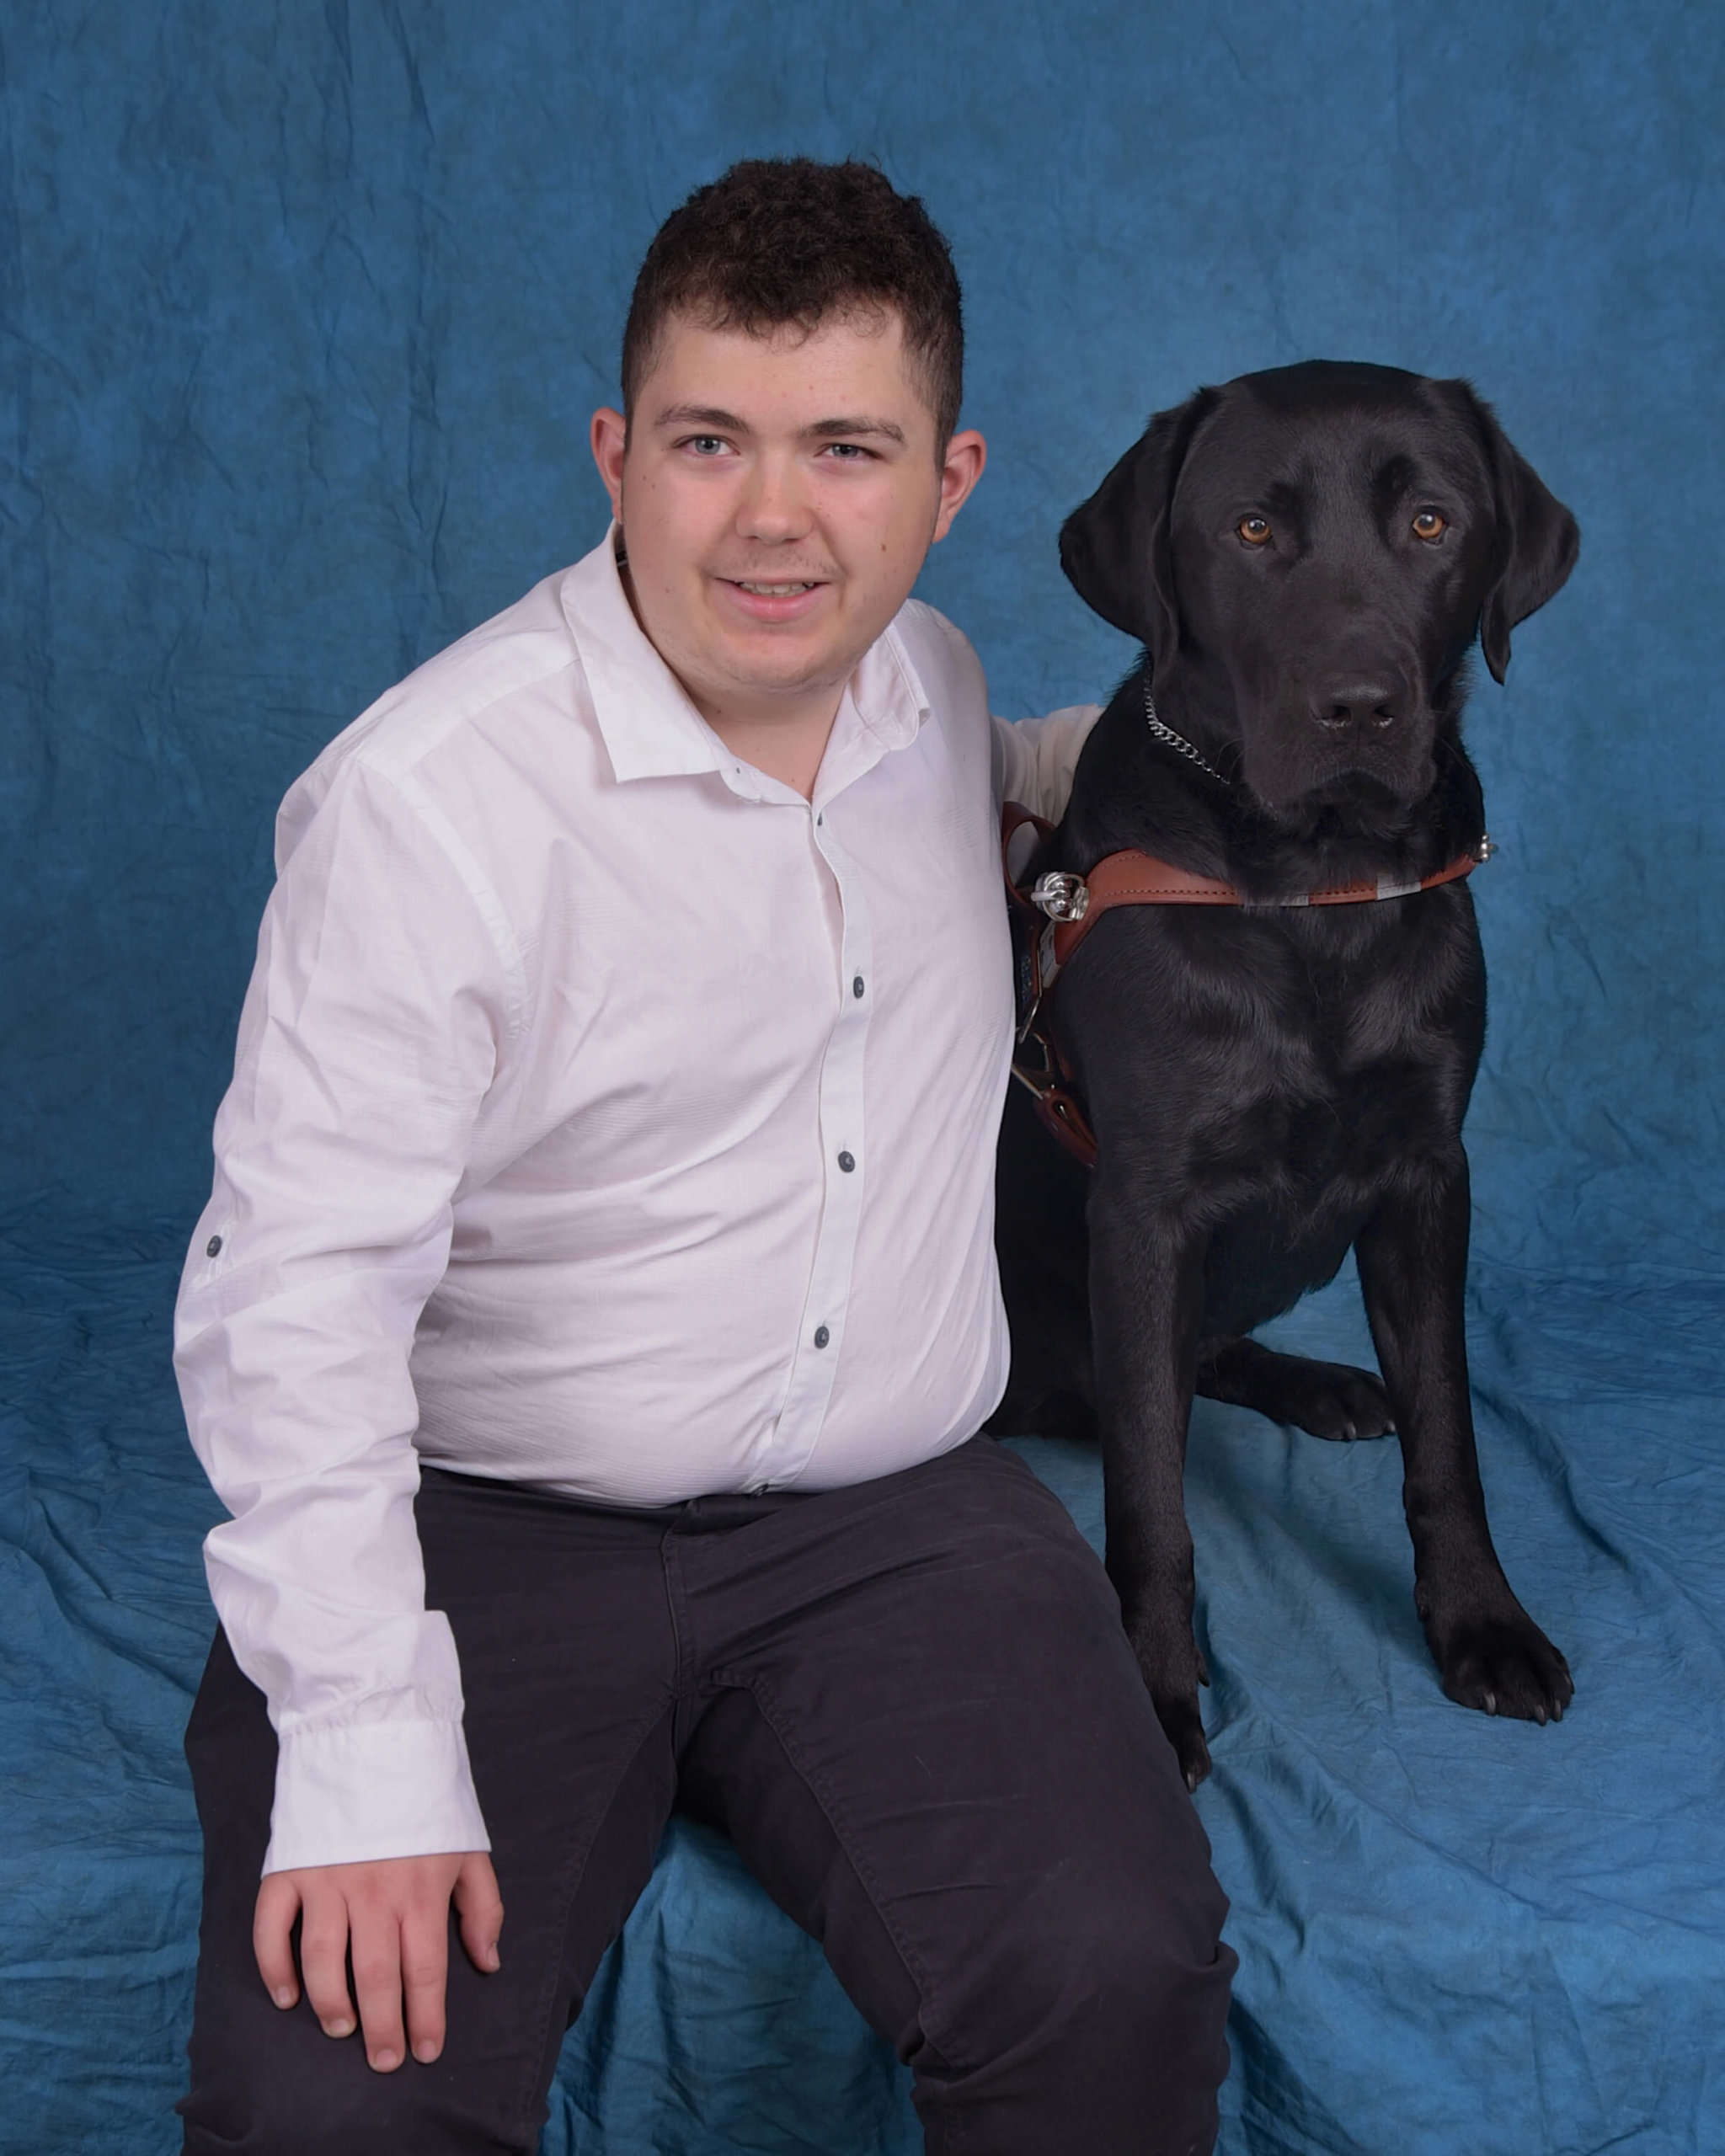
[1089,1178,1212,1789]
[1354,1155,1573,1724]
[1197,1335,1394,1439]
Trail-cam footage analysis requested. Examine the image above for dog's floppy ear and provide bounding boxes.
[1059,390,1216,664]
[1455,382,1581,685]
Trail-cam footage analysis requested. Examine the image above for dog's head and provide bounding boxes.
[1060,361,1579,819]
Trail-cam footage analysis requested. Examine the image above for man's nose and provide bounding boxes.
[1307,676,1408,734]
[735,456,813,542]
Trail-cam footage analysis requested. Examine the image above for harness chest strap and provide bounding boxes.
[1038,836,1490,990]
[1000,802,1493,1170]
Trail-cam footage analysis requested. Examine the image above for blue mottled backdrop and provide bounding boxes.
[3,6,1722,2153]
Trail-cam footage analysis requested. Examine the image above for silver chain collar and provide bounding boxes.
[1144,680,1229,786]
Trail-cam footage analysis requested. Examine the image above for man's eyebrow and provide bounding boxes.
[653,403,751,432]
[806,416,907,446]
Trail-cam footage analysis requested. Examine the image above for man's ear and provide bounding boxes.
[1453,383,1582,685]
[1058,390,1216,665]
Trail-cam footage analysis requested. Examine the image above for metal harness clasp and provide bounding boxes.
[1029,871,1091,923]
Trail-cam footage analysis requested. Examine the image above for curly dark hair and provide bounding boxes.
[622,158,964,447]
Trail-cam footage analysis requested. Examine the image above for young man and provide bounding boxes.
[174,160,1236,2154]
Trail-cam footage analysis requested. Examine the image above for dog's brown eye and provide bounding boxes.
[1237,515,1272,547]
[1412,510,1447,541]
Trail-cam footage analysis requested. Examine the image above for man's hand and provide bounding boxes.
[254,1851,503,2073]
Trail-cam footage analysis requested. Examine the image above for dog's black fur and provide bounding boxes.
[991,360,1579,1789]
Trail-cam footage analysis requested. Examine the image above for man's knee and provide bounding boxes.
[1042,1871,1228,2036]
[908,1855,1234,2155]
[943,1841,1236,2080]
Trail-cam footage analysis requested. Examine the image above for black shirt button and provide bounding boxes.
[813,1325,830,1349]
[852,975,865,998]
[206,1235,222,1257]
[837,1150,855,1173]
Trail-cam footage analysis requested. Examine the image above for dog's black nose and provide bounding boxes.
[1310,680,1403,733]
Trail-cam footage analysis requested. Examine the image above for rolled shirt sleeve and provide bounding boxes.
[991,704,1103,824]
[174,755,515,1873]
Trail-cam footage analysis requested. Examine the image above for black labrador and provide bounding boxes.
[992,360,1578,1789]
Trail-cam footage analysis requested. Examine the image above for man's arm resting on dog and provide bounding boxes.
[991,704,1102,822]
[174,755,513,2061]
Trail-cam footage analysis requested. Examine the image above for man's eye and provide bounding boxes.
[684,435,729,456]
[821,441,872,461]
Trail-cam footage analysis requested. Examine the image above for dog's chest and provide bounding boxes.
[1158,905,1478,1197]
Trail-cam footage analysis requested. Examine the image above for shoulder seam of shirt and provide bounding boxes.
[349,646,586,790]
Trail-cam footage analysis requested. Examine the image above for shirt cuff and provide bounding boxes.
[263,1715,492,1875]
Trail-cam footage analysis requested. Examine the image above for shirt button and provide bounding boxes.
[837,1150,855,1173]
[206,1235,222,1257]
[813,1325,830,1349]
[852,975,865,999]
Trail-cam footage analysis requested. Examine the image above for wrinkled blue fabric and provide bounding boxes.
[2,4,1720,2153]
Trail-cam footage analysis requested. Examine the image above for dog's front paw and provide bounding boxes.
[1151,1689,1213,1792]
[1433,1609,1574,1726]
[1125,1624,1214,1789]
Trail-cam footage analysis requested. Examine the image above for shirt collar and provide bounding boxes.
[557,525,932,797]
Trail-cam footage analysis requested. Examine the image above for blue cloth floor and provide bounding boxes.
[3,1209,1720,2156]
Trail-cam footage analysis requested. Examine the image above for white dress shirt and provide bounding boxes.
[174,531,1098,1873]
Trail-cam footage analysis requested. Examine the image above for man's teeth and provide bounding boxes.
[736,581,815,595]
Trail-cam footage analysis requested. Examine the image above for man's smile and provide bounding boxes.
[711,571,835,626]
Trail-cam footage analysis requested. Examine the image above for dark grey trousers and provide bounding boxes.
[179,1438,1236,2153]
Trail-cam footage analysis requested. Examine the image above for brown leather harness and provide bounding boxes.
[1001,801,1493,1171]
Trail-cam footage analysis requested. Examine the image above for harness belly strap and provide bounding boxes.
[999,801,1492,1171]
